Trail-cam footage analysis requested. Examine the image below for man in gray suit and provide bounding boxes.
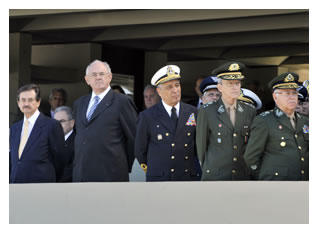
[72,60,137,182]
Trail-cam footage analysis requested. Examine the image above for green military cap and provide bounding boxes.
[212,61,245,80]
[268,72,300,91]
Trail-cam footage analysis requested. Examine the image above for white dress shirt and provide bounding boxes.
[162,100,180,118]
[86,86,111,118]
[64,129,74,141]
[21,109,40,139]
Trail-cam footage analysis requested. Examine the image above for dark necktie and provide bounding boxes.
[171,106,178,127]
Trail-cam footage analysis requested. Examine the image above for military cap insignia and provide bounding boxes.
[217,105,225,113]
[237,104,244,112]
[167,66,174,75]
[186,113,196,126]
[284,73,294,82]
[228,63,240,71]
[303,125,309,134]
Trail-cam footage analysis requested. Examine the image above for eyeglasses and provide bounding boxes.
[90,72,107,77]
[275,91,298,97]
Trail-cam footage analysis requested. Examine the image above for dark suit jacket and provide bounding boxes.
[9,113,67,183]
[58,130,75,182]
[73,89,137,182]
[135,101,201,181]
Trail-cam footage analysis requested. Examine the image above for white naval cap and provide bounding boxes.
[151,65,181,86]
[238,88,262,110]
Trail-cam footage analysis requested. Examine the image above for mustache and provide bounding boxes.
[23,106,31,109]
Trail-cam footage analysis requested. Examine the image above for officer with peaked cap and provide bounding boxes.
[199,76,221,104]
[238,88,262,110]
[134,65,201,181]
[196,61,256,180]
[244,72,309,180]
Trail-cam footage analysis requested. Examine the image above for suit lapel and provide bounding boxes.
[12,120,23,160]
[174,103,192,137]
[216,99,233,131]
[155,102,175,131]
[20,114,43,159]
[88,89,114,123]
[80,95,91,125]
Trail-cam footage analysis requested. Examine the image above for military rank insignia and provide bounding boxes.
[186,113,196,126]
[303,125,309,134]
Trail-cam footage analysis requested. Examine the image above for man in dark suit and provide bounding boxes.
[135,65,201,181]
[196,62,256,181]
[54,106,75,182]
[72,60,137,182]
[9,84,67,183]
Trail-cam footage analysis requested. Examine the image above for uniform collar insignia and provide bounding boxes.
[237,104,244,112]
[297,113,301,118]
[218,105,225,113]
[275,108,284,117]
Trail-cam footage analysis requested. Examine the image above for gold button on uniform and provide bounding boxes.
[218,132,221,136]
[206,170,210,173]
[275,172,279,176]
[184,144,188,147]
[185,169,188,172]
[301,170,304,174]
[233,157,237,162]
[232,170,236,174]
[171,143,175,147]
[295,134,298,138]
[171,156,175,160]
[187,133,191,136]
[280,142,286,147]
[233,133,237,137]
[166,133,169,136]
[298,146,302,150]
[301,157,304,161]
[171,169,174,172]
[185,156,189,160]
[233,145,237,149]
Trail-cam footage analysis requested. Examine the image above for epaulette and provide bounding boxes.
[238,100,255,109]
[203,102,213,109]
[259,111,271,117]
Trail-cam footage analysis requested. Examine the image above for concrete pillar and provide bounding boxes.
[9,33,32,126]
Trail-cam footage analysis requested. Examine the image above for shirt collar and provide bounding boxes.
[65,129,74,141]
[91,86,111,102]
[162,100,180,117]
[24,109,40,125]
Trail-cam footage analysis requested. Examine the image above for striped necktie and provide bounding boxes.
[87,96,100,121]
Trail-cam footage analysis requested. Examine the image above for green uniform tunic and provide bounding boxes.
[243,107,309,180]
[196,99,256,180]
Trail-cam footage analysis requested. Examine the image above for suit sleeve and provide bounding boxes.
[134,111,149,168]
[243,115,269,179]
[119,97,138,172]
[49,119,69,181]
[196,106,209,166]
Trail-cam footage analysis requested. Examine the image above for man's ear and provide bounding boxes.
[217,83,223,93]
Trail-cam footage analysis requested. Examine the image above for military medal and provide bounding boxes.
[157,134,163,140]
[303,125,309,134]
[217,138,222,143]
[280,141,286,147]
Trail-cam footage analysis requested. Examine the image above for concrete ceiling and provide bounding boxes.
[9,9,309,68]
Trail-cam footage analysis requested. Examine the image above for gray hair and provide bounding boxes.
[144,84,157,94]
[49,88,67,102]
[217,78,223,84]
[54,106,74,120]
[85,60,112,75]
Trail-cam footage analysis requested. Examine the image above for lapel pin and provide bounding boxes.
[157,134,163,140]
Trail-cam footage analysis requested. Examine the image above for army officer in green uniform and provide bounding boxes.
[196,61,256,180]
[243,72,309,180]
